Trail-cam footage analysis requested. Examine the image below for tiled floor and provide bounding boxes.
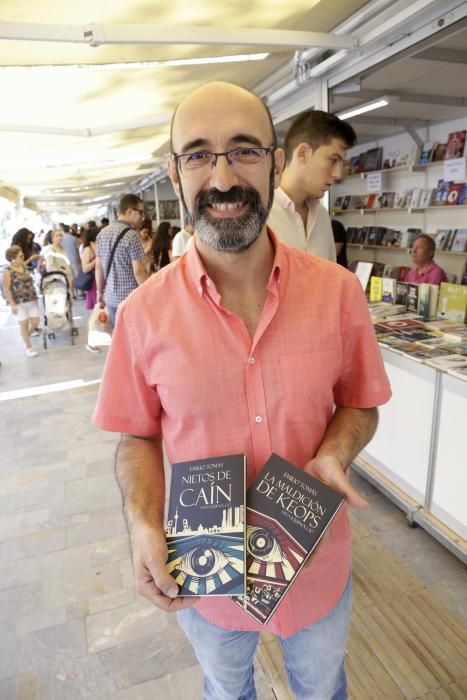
[0,298,465,699]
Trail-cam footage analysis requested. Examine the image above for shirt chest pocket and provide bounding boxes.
[280,351,338,421]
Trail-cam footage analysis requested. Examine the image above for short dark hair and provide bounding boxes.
[100,217,109,227]
[284,109,357,161]
[119,194,143,215]
[414,234,435,256]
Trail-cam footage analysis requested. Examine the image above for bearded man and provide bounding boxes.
[93,82,391,700]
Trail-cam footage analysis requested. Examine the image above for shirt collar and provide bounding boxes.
[186,227,282,297]
[275,186,318,214]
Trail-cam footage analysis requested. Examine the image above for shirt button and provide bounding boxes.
[255,416,262,423]
[248,357,255,365]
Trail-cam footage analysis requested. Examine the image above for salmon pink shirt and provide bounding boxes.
[93,231,391,637]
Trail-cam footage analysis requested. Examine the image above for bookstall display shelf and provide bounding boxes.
[413,156,467,172]
[348,243,467,256]
[353,346,467,564]
[337,165,415,181]
[333,205,467,215]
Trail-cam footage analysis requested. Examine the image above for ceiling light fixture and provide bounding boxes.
[0,53,269,73]
[336,96,390,120]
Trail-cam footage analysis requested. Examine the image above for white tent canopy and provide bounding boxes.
[0,0,465,216]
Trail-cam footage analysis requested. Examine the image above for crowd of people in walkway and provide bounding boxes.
[2,209,192,358]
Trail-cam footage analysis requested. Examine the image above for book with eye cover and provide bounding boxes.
[165,454,246,596]
[234,453,344,624]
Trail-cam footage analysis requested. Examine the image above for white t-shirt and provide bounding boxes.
[172,229,193,257]
[268,187,336,262]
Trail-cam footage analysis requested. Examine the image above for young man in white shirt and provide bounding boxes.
[171,223,194,261]
[268,110,356,262]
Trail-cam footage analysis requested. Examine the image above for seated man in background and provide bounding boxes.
[407,234,447,285]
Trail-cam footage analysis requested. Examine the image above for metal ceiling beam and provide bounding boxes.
[0,22,356,50]
[331,89,467,107]
[414,47,467,64]
[0,114,171,137]
[352,116,431,127]
[327,1,467,88]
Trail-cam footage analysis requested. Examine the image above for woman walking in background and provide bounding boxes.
[80,227,101,354]
[138,218,154,274]
[151,221,172,272]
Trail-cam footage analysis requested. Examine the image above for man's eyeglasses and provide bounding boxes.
[172,146,275,174]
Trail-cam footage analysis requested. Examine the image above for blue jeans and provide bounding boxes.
[177,574,352,700]
[107,305,118,328]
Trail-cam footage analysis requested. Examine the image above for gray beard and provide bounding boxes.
[194,209,265,253]
[179,165,275,254]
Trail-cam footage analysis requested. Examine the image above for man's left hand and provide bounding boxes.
[304,454,368,509]
[302,454,367,569]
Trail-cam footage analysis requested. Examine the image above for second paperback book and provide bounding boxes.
[234,454,344,624]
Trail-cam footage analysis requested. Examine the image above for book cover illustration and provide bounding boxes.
[382,277,396,304]
[374,318,424,333]
[418,283,439,320]
[369,276,383,302]
[450,229,467,253]
[441,342,467,357]
[355,261,373,292]
[432,179,452,206]
[447,365,467,380]
[395,281,408,306]
[234,454,344,625]
[425,354,467,370]
[446,183,465,206]
[407,283,420,314]
[419,188,434,208]
[433,229,452,250]
[165,454,246,596]
[437,283,467,323]
[444,131,466,160]
[432,143,447,162]
[418,142,437,164]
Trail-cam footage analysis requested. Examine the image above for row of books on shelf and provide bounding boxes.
[418,131,466,164]
[166,453,343,623]
[334,180,467,211]
[341,130,466,177]
[368,279,467,323]
[347,226,467,252]
[343,145,419,176]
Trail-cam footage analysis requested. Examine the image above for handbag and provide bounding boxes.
[88,303,113,346]
[75,269,94,291]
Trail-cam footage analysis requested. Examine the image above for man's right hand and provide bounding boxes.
[130,524,199,613]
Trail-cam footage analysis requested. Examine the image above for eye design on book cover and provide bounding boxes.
[247,527,284,564]
[178,545,230,578]
[167,534,244,594]
[246,520,304,583]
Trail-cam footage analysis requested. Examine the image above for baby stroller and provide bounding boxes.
[40,271,79,349]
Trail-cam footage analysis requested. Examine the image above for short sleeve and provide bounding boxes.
[126,232,145,261]
[334,275,392,408]
[92,304,162,436]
